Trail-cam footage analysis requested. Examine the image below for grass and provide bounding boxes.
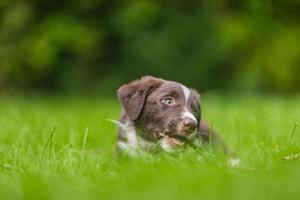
[0,95,300,200]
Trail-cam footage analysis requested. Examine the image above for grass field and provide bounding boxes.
[0,95,299,200]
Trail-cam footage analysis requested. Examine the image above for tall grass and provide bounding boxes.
[0,95,299,200]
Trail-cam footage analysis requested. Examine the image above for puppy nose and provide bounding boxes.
[183,118,197,131]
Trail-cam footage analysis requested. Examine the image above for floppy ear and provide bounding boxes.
[117,76,163,121]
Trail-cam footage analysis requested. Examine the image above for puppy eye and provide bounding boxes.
[161,97,174,105]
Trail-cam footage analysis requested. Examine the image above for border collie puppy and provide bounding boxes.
[115,76,227,157]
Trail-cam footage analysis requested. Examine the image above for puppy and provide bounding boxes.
[115,76,227,156]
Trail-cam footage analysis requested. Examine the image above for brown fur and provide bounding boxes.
[116,76,227,154]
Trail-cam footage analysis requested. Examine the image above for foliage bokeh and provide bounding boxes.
[0,0,299,94]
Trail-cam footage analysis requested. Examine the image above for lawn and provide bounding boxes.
[0,95,299,200]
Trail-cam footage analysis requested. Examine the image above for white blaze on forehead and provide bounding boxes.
[180,84,190,106]
[180,84,197,122]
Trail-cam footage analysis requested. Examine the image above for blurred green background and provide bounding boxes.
[0,0,299,95]
[1,2,300,199]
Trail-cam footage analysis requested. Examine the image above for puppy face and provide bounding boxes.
[118,76,201,141]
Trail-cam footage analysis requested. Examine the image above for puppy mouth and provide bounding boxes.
[155,129,188,143]
[154,120,196,142]
[155,128,200,151]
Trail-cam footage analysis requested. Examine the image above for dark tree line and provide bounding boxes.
[0,0,299,94]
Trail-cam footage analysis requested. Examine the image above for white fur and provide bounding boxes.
[137,135,155,150]
[109,119,138,148]
[126,126,138,148]
[179,84,197,123]
[117,141,137,157]
[160,138,174,152]
[181,108,197,122]
[180,84,190,106]
[111,119,157,155]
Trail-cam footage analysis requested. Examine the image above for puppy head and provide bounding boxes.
[117,76,201,140]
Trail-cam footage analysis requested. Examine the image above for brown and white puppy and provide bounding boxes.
[115,76,227,156]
